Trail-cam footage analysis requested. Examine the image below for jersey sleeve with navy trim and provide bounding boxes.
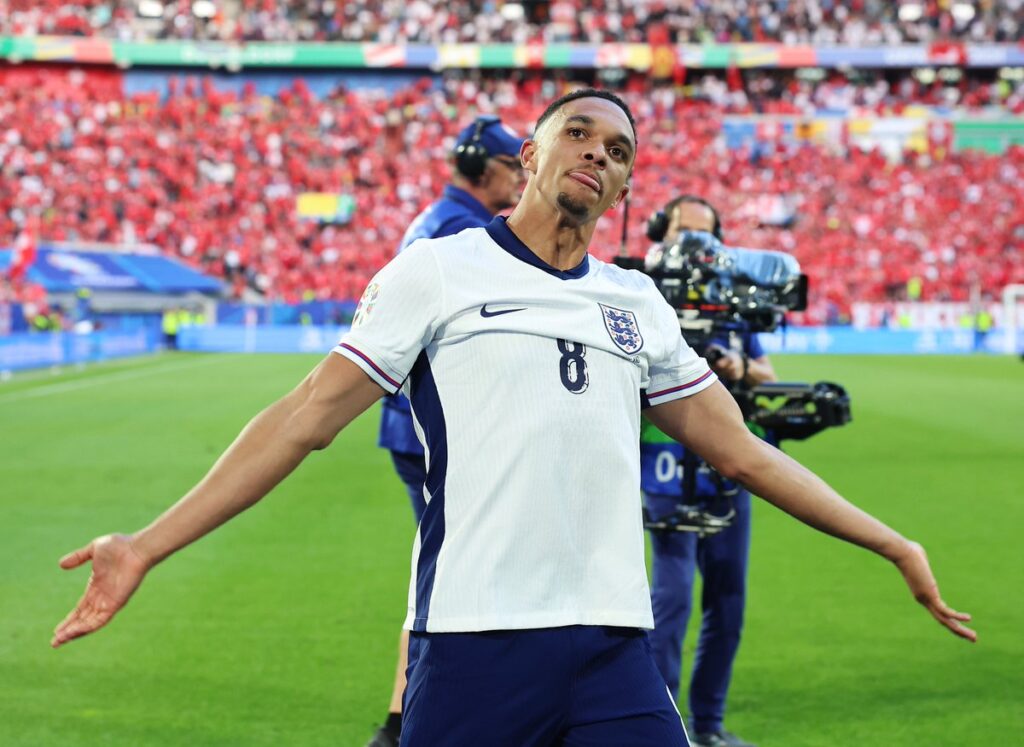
[643,294,717,408]
[334,241,444,393]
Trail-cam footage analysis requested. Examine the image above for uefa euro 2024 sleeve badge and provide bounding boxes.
[352,282,380,328]
[599,303,644,354]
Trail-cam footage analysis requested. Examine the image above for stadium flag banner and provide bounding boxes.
[29,250,144,292]
[3,37,1023,70]
[953,120,1024,154]
[734,44,781,68]
[650,45,679,78]
[296,193,356,224]
[482,44,519,68]
[0,330,159,372]
[717,115,1023,156]
[404,44,438,68]
[114,41,200,66]
[363,44,407,68]
[776,46,817,67]
[699,45,733,67]
[625,44,654,71]
[882,46,931,67]
[0,248,221,294]
[967,44,1024,66]
[816,46,889,67]
[288,44,366,67]
[7,35,116,63]
[545,44,579,68]
[438,44,481,69]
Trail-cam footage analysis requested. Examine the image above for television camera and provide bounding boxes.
[615,231,852,535]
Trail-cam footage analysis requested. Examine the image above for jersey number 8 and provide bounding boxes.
[557,339,589,394]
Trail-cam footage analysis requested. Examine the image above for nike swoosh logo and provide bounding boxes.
[480,304,526,318]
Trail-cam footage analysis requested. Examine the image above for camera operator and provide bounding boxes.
[642,195,775,747]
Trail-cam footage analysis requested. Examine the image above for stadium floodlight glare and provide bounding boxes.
[192,0,216,19]
[951,2,976,23]
[137,0,164,18]
[898,2,924,22]
[500,3,525,21]
[913,67,937,84]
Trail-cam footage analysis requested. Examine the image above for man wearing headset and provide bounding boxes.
[367,115,526,747]
[642,196,775,747]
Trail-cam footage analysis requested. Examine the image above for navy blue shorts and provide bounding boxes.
[401,625,690,747]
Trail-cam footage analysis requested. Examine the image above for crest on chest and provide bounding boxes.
[598,303,644,355]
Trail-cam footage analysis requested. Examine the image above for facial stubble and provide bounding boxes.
[556,192,591,223]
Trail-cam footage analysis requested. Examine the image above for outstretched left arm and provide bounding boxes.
[646,382,977,642]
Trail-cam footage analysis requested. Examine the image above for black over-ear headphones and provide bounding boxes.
[454,115,501,180]
[646,195,723,242]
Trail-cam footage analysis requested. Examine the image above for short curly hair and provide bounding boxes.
[534,88,638,148]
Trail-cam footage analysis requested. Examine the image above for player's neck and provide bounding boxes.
[506,201,594,271]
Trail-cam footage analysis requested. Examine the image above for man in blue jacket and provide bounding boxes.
[368,115,525,747]
[642,196,776,747]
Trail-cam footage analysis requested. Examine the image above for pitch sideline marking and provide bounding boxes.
[0,354,230,405]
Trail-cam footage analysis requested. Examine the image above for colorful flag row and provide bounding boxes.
[1,37,1022,71]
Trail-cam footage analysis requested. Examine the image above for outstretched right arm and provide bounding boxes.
[52,354,384,648]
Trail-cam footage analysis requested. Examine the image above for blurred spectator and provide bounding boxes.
[1,67,1022,319]
[2,0,1021,44]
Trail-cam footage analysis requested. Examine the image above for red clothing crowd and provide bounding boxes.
[2,0,1020,45]
[1,68,1022,321]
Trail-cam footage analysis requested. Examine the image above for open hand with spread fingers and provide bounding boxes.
[52,534,151,648]
[896,541,977,642]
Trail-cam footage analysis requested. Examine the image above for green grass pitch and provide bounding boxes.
[1,352,1021,746]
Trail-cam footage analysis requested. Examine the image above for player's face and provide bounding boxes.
[667,202,716,243]
[523,98,634,225]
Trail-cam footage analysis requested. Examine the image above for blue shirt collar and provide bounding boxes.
[442,185,493,225]
[485,216,590,280]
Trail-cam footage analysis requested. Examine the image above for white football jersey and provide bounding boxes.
[335,217,716,633]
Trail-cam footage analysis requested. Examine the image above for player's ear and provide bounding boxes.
[520,139,538,175]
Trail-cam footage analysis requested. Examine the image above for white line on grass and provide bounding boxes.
[0,354,230,406]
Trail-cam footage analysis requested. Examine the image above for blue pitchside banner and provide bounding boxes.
[177,325,1014,356]
[0,330,160,372]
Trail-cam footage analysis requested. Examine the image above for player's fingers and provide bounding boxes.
[51,607,87,647]
[59,542,94,570]
[929,605,977,642]
[937,605,972,622]
[52,600,111,648]
[941,618,977,642]
[52,617,97,648]
[928,596,973,622]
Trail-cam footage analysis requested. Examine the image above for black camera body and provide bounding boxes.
[641,230,807,341]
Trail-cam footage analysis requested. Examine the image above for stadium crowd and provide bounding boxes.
[1,67,1022,322]
[2,0,1022,44]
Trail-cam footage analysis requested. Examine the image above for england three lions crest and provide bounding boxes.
[599,304,644,354]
